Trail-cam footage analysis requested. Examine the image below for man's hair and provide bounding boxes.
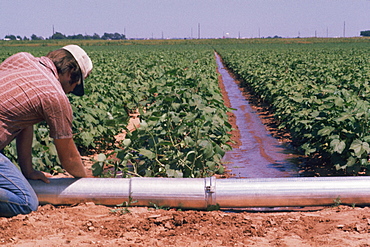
[46,49,82,85]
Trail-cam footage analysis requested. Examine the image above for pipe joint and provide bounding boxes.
[205,177,216,208]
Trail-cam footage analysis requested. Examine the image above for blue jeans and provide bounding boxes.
[0,154,38,217]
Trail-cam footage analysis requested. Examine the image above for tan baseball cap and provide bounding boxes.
[62,45,93,96]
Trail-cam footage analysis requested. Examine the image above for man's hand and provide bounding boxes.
[23,169,51,183]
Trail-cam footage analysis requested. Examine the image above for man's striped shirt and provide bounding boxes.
[0,52,73,150]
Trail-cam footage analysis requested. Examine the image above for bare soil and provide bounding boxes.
[2,62,370,247]
[2,203,370,246]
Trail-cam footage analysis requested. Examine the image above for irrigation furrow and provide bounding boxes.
[216,53,300,178]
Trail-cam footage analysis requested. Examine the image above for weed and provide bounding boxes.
[333,196,342,207]
[149,202,170,211]
[110,196,137,214]
[207,203,220,211]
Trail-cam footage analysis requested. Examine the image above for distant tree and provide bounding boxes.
[5,35,16,40]
[7,32,126,41]
[76,34,84,39]
[112,32,125,40]
[31,34,43,40]
[92,33,101,39]
[101,32,126,40]
[265,35,282,39]
[51,32,66,39]
[360,30,370,37]
[67,34,85,39]
[83,33,101,40]
[101,32,112,40]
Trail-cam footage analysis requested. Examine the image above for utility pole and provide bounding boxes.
[198,23,200,39]
[343,21,346,37]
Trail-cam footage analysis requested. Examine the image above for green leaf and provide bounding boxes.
[317,126,334,136]
[122,139,132,147]
[349,139,370,157]
[206,161,216,170]
[334,97,344,107]
[335,113,352,123]
[166,168,183,178]
[363,136,370,142]
[92,162,104,177]
[217,165,225,174]
[330,139,346,154]
[139,149,156,159]
[97,153,107,162]
[346,156,357,167]
[139,120,148,130]
[301,143,316,155]
[157,141,172,146]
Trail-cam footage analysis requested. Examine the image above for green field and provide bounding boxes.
[2,37,370,176]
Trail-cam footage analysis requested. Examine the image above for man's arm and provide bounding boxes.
[54,138,87,178]
[16,125,50,183]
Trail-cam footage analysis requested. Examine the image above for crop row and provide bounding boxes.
[216,43,370,174]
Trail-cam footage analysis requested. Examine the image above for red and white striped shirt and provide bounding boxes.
[0,52,73,150]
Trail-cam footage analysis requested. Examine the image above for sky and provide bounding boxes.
[1,0,370,40]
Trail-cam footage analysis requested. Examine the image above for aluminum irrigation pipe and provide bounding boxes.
[28,177,370,209]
